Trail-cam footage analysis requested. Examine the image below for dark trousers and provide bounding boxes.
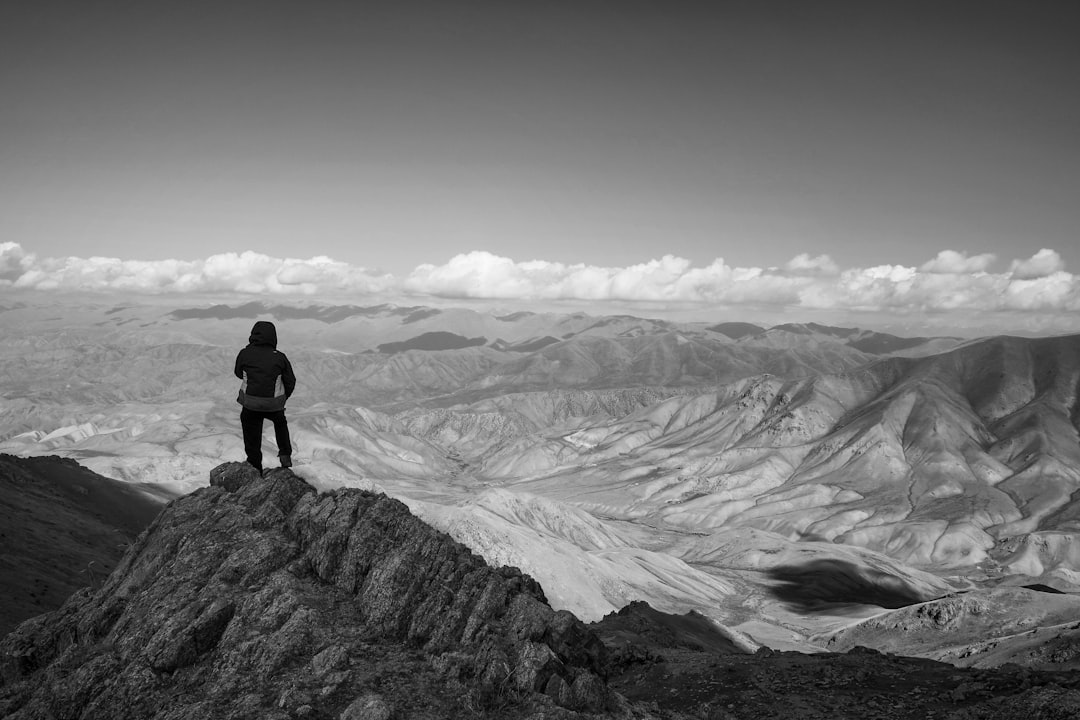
[240,408,292,471]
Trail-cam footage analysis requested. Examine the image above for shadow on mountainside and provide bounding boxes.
[0,454,168,636]
[766,559,924,612]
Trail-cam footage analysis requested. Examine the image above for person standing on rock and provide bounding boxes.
[234,320,296,474]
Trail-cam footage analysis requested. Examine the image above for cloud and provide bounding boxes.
[403,252,813,305]
[401,251,1076,316]
[0,242,33,282]
[2,243,1078,324]
[1009,248,1065,280]
[920,250,997,274]
[784,253,840,276]
[0,244,393,295]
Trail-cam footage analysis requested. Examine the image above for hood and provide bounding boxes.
[248,321,278,348]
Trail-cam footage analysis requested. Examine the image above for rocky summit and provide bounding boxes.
[0,463,612,719]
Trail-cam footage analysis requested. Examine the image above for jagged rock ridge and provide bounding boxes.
[0,463,612,719]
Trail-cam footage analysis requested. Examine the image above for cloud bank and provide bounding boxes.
[2,242,1078,321]
[0,243,395,295]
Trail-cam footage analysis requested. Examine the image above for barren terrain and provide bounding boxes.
[2,297,1080,671]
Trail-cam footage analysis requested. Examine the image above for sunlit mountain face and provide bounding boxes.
[4,297,1080,665]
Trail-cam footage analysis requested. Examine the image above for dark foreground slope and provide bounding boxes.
[591,607,1080,720]
[0,453,169,635]
[5,463,1080,720]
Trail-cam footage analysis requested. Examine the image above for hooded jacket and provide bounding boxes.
[234,321,296,412]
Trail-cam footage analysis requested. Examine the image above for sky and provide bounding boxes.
[1,1,1078,336]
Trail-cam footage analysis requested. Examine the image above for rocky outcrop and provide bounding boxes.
[0,463,614,719]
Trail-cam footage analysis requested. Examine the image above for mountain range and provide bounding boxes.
[3,297,1080,676]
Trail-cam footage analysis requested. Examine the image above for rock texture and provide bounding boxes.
[590,606,1080,720]
[0,463,613,719]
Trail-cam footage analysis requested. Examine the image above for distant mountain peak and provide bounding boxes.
[376,331,488,354]
[766,322,859,338]
[706,322,765,339]
[167,302,431,323]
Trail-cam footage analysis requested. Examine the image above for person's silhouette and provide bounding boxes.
[234,321,296,473]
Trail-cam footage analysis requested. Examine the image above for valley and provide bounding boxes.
[3,297,1080,670]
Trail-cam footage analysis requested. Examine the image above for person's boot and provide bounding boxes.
[280,455,292,469]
